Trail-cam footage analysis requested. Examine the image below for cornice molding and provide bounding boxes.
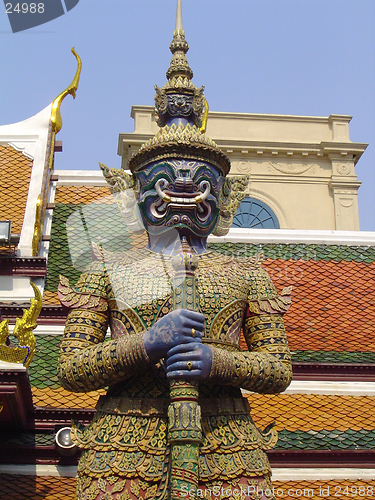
[208,228,375,245]
[129,106,353,125]
[269,450,375,468]
[54,170,107,187]
[0,257,47,277]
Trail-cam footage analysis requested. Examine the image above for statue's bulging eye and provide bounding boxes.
[153,178,169,192]
[199,180,210,192]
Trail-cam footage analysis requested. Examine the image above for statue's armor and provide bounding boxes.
[58,249,292,488]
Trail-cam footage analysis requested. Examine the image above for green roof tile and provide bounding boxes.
[45,202,136,292]
[0,431,55,447]
[29,335,61,389]
[276,429,375,450]
[208,242,375,263]
[291,350,375,364]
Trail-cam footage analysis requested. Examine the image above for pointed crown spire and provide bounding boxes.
[127,0,231,177]
[154,0,203,128]
[166,0,193,81]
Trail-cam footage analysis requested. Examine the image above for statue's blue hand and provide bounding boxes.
[166,342,213,380]
[143,308,204,363]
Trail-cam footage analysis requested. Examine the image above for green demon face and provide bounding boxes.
[135,159,224,237]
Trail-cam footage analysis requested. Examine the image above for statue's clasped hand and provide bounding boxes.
[166,341,212,380]
[143,308,212,379]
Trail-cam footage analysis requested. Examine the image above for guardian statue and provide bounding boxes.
[57,2,292,498]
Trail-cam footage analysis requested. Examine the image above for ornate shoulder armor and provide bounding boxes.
[57,261,149,393]
[58,260,110,311]
[246,262,292,316]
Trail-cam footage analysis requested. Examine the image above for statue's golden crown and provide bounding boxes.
[127,0,230,177]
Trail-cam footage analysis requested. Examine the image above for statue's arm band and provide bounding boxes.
[210,314,292,394]
[57,309,149,392]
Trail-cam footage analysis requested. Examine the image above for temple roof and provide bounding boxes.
[1,145,375,497]
[0,145,33,235]
[42,184,375,362]
[1,474,373,500]
[1,179,369,476]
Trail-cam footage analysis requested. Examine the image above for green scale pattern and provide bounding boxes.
[0,431,55,447]
[30,335,110,389]
[30,335,61,389]
[1,428,374,452]
[29,338,375,391]
[209,242,375,264]
[45,202,138,293]
[291,350,375,364]
[277,429,375,450]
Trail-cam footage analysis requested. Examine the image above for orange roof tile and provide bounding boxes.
[246,393,375,432]
[32,387,105,409]
[54,185,111,205]
[0,145,33,234]
[42,290,60,305]
[273,480,375,500]
[262,259,375,352]
[32,385,375,435]
[0,474,76,500]
[1,475,374,500]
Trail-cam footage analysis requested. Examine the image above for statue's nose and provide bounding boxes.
[174,176,194,193]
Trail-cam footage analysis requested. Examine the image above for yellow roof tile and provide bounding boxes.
[246,393,375,432]
[42,290,60,305]
[54,185,111,205]
[32,386,105,409]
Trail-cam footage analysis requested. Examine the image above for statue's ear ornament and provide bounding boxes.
[212,175,250,237]
[99,162,135,191]
[99,163,145,235]
[154,85,168,127]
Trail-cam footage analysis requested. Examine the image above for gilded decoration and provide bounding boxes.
[51,48,82,134]
[0,282,42,367]
[31,194,42,256]
[31,48,81,257]
[128,123,231,177]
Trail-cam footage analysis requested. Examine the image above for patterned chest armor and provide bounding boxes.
[57,250,292,482]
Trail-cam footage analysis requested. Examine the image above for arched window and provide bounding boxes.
[232,197,280,229]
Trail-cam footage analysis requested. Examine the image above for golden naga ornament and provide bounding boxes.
[33,48,82,257]
[51,47,82,134]
[200,98,209,134]
[0,282,42,368]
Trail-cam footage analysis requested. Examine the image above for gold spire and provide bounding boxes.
[166,0,193,81]
[51,47,82,134]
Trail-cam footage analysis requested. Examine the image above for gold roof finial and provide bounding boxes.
[166,0,193,81]
[51,47,82,134]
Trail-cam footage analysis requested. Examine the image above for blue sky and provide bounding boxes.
[1,0,375,230]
